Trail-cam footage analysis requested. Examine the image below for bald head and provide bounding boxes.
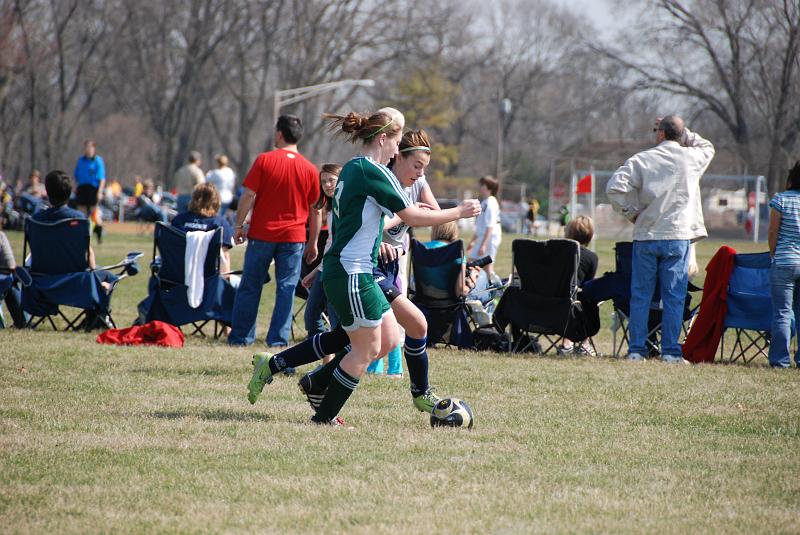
[658,115,685,142]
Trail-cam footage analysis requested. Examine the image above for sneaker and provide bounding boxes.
[412,389,441,413]
[311,415,354,429]
[556,344,573,356]
[626,352,646,361]
[662,354,688,364]
[298,372,327,411]
[574,341,597,357]
[247,352,273,404]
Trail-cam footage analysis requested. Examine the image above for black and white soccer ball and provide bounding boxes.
[430,398,474,429]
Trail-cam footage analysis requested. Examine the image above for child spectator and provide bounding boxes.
[559,215,598,356]
[467,175,501,281]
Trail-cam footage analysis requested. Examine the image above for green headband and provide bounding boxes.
[366,118,394,139]
[399,146,431,153]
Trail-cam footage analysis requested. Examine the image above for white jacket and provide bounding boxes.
[606,129,715,242]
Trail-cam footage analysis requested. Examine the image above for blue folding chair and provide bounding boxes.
[718,252,792,363]
[137,222,236,338]
[409,238,474,349]
[20,217,141,330]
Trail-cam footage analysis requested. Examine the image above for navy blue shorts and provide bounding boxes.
[373,258,402,303]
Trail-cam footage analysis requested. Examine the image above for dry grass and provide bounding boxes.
[1,225,797,534]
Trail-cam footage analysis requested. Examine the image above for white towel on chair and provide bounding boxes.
[185,229,215,308]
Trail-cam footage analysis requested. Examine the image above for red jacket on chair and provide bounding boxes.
[682,246,737,363]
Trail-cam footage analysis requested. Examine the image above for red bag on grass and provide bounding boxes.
[97,320,184,347]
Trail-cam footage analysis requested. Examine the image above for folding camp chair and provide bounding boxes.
[20,217,141,330]
[718,252,783,364]
[136,222,236,338]
[408,238,474,349]
[494,239,592,355]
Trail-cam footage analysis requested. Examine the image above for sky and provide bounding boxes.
[552,0,618,34]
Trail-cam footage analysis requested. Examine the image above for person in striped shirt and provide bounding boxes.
[768,161,800,368]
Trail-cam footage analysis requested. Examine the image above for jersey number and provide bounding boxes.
[333,181,344,219]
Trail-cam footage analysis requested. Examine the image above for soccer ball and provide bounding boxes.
[430,398,474,429]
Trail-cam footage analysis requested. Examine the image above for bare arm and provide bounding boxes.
[305,207,322,263]
[221,248,232,275]
[768,208,781,257]
[233,187,256,244]
[396,199,480,228]
[88,246,96,269]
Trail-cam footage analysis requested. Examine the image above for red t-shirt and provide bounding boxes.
[243,149,319,243]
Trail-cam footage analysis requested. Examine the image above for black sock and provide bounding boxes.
[404,335,429,397]
[268,326,350,374]
[311,366,359,423]
[306,345,350,388]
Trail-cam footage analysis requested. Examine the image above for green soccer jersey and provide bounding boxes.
[322,156,411,280]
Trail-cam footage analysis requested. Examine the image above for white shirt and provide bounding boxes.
[205,166,236,205]
[382,175,428,249]
[475,196,501,239]
[606,129,715,242]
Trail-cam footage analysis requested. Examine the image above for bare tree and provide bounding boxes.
[108,0,244,185]
[595,0,800,192]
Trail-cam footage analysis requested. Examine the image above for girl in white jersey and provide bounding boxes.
[247,109,480,426]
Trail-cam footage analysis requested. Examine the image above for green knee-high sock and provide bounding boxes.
[311,366,359,423]
[308,346,349,389]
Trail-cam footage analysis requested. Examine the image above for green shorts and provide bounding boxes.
[323,274,391,332]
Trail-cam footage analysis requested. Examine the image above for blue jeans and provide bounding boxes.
[304,274,328,337]
[768,264,800,368]
[229,239,303,346]
[629,240,689,357]
[3,285,27,328]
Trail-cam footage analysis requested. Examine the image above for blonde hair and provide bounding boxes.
[188,182,221,217]
[216,154,229,168]
[431,221,459,243]
[565,215,594,245]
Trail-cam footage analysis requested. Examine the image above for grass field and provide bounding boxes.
[1,225,799,534]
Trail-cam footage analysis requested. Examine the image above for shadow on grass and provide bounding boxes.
[150,409,272,422]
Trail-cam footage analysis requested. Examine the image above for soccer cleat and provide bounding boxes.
[247,352,273,404]
[412,389,442,414]
[298,372,327,411]
[311,415,354,429]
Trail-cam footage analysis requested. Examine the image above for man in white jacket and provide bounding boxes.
[606,116,715,363]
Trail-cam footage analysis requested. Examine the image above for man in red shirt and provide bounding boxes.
[229,115,319,346]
